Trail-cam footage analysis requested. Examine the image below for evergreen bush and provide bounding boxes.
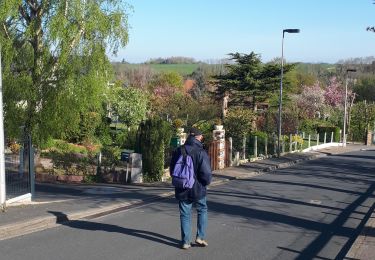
[136,118,172,182]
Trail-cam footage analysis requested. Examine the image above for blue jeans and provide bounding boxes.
[179,197,208,245]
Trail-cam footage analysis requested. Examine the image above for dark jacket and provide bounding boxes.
[170,135,212,202]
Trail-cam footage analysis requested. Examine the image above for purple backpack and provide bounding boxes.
[172,146,195,189]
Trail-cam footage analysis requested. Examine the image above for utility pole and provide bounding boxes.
[0,45,6,208]
[343,69,356,147]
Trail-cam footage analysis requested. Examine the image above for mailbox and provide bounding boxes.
[170,137,181,148]
[120,149,134,162]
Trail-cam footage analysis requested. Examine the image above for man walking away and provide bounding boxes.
[170,127,212,249]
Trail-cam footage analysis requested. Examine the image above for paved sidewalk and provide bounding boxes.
[0,144,373,259]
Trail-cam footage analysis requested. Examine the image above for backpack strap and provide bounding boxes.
[181,145,188,164]
[181,145,198,177]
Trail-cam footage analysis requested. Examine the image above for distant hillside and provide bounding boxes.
[112,62,200,76]
[145,56,198,64]
[294,62,336,74]
[112,61,339,78]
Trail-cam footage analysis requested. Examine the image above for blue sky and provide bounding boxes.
[112,0,375,64]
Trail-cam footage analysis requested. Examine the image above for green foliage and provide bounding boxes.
[192,121,214,144]
[66,112,102,144]
[173,118,184,129]
[0,0,130,146]
[110,85,149,128]
[317,126,340,142]
[113,63,200,76]
[136,118,172,182]
[84,174,99,183]
[95,116,113,147]
[247,131,269,156]
[41,139,98,176]
[189,67,209,99]
[146,57,197,64]
[224,108,255,151]
[114,128,138,150]
[153,94,220,127]
[350,101,375,142]
[215,52,294,110]
[49,140,89,155]
[353,76,375,102]
[151,71,184,90]
[251,131,268,139]
[101,146,122,166]
[299,119,329,134]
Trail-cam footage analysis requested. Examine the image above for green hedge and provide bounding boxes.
[317,126,340,142]
[136,118,172,182]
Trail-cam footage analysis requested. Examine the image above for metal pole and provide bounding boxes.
[343,77,348,147]
[0,45,6,207]
[278,32,285,157]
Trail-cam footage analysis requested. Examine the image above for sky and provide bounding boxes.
[111,0,375,64]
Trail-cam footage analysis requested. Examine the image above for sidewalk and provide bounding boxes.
[0,144,373,259]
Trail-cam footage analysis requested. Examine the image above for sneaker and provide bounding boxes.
[182,243,191,250]
[195,238,208,247]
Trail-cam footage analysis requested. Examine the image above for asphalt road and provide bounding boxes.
[1,149,374,260]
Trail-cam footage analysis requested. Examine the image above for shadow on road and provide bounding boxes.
[48,211,181,248]
[207,153,375,259]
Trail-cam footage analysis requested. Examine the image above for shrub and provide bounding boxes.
[136,117,172,182]
[224,108,255,151]
[173,118,184,129]
[317,126,340,142]
[9,142,21,154]
[101,146,121,166]
[192,120,214,143]
[213,118,223,125]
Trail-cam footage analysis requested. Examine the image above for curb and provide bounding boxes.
[0,190,173,241]
[213,153,327,180]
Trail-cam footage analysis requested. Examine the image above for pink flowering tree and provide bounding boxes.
[324,77,344,108]
[297,82,326,119]
[323,77,356,124]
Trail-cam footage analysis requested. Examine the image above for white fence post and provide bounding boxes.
[289,134,292,152]
[265,137,268,157]
[242,136,246,160]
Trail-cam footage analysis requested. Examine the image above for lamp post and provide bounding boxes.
[278,29,300,157]
[342,69,356,147]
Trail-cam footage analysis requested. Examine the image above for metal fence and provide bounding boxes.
[5,136,34,200]
[245,131,338,159]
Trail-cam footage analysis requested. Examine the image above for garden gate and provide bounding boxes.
[5,136,34,203]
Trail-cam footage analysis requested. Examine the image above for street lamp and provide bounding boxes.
[278,29,300,157]
[342,69,356,147]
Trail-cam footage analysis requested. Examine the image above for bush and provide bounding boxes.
[247,131,268,156]
[136,118,172,182]
[9,142,21,154]
[114,128,138,150]
[224,108,255,151]
[317,126,340,142]
[173,118,184,129]
[192,120,214,143]
[101,146,121,166]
